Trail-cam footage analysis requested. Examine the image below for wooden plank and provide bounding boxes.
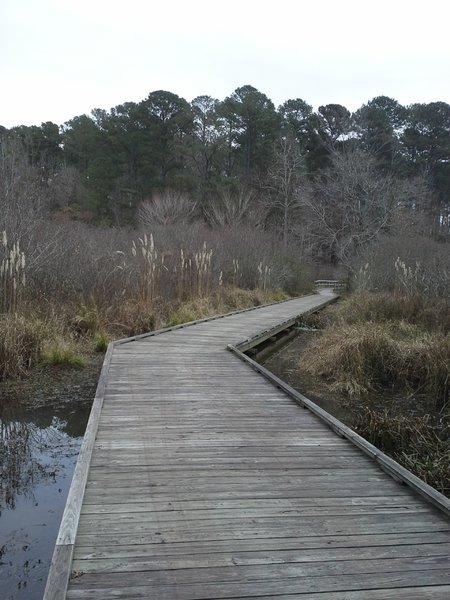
[73,523,450,546]
[84,468,380,482]
[67,555,450,587]
[65,570,450,599]
[79,495,427,514]
[253,589,450,600]
[71,542,450,573]
[72,531,450,557]
[84,471,383,487]
[88,457,373,470]
[77,506,434,527]
[81,483,411,504]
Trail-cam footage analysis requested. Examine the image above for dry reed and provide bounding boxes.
[300,321,450,402]
[1,231,26,314]
[352,408,449,495]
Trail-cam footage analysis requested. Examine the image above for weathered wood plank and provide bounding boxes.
[74,522,450,544]
[43,545,74,600]
[81,483,410,504]
[72,531,450,558]
[71,541,450,573]
[252,589,450,600]
[77,506,434,528]
[68,555,450,588]
[65,569,450,599]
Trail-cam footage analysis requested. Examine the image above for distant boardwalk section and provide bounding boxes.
[314,279,348,291]
[45,292,450,599]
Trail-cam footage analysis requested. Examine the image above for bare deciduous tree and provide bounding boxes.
[0,136,44,242]
[265,136,310,249]
[303,148,423,269]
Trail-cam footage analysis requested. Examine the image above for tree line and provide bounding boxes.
[1,85,449,268]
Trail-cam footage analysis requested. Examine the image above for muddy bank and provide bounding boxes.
[0,356,102,600]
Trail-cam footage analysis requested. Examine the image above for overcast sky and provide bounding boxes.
[1,0,449,128]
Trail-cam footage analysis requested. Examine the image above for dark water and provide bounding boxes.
[0,401,91,600]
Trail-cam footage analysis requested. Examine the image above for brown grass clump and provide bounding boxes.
[300,322,397,396]
[0,313,47,380]
[71,296,103,336]
[401,334,450,406]
[166,287,287,327]
[300,321,450,402]
[352,409,450,495]
[219,286,278,310]
[332,292,450,333]
[108,299,158,336]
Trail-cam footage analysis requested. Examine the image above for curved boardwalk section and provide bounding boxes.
[46,293,450,599]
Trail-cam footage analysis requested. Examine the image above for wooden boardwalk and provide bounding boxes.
[45,293,450,599]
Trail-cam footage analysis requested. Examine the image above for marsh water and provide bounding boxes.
[0,361,100,600]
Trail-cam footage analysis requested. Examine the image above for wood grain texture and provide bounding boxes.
[44,291,450,599]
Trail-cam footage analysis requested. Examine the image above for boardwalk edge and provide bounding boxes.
[43,342,114,600]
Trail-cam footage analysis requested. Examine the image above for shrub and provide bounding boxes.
[220,286,264,310]
[300,322,398,395]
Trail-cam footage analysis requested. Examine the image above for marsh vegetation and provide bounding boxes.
[295,288,450,496]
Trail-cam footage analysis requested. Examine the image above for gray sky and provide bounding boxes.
[1,0,449,128]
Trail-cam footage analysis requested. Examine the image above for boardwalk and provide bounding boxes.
[45,293,450,599]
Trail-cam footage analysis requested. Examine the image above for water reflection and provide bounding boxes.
[0,401,90,600]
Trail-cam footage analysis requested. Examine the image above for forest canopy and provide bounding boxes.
[1,86,449,269]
